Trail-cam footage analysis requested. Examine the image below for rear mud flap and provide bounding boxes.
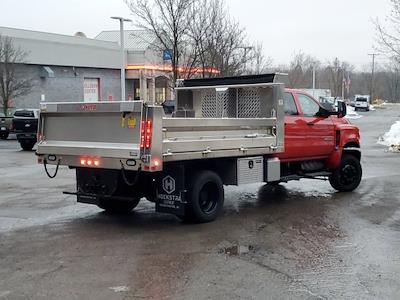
[155,165,186,217]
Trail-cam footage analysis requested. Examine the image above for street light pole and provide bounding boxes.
[111,16,132,101]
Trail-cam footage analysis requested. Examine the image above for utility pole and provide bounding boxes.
[368,53,379,102]
[312,63,316,98]
[341,69,345,100]
[111,16,132,101]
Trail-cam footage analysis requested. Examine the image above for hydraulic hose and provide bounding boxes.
[44,159,60,179]
[120,160,141,186]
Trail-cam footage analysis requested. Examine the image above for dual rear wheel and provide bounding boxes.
[97,170,225,223]
[183,170,224,223]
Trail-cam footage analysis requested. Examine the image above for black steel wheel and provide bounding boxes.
[329,154,362,192]
[185,170,224,223]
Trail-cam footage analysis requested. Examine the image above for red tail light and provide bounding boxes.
[140,119,153,150]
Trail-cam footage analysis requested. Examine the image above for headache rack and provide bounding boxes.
[162,74,286,161]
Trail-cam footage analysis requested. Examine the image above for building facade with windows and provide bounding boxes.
[0,26,172,113]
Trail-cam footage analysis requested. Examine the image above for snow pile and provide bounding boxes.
[345,105,362,119]
[378,121,400,152]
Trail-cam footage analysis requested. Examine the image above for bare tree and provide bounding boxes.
[325,58,353,97]
[187,0,251,77]
[126,0,265,80]
[286,51,318,88]
[246,42,273,75]
[125,0,196,84]
[0,35,33,116]
[375,0,400,61]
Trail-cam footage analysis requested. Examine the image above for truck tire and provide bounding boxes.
[185,170,224,223]
[98,197,140,214]
[0,132,9,140]
[329,154,362,192]
[20,141,35,151]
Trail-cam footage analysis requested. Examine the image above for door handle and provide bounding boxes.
[307,122,315,126]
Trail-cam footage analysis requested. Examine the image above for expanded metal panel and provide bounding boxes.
[201,89,237,118]
[226,89,237,117]
[201,89,217,118]
[200,88,262,118]
[238,88,261,118]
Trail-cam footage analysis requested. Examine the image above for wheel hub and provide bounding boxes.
[340,164,358,185]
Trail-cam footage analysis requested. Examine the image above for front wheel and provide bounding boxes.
[98,197,140,214]
[329,154,362,192]
[185,170,224,223]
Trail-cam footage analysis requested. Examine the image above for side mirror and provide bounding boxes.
[316,107,331,118]
[337,101,347,118]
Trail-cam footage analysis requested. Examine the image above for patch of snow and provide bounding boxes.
[109,286,130,293]
[345,105,362,120]
[369,105,376,111]
[378,121,400,152]
[383,102,400,106]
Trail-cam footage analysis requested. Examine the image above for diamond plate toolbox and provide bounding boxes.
[237,156,264,185]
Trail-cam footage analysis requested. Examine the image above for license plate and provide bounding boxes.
[0,127,6,131]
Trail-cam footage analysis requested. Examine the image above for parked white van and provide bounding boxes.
[355,95,370,111]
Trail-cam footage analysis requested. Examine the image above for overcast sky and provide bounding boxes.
[0,0,393,69]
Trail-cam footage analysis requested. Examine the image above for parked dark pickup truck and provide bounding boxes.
[0,113,13,140]
[12,109,40,151]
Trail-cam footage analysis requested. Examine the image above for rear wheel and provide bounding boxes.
[184,170,224,223]
[329,154,362,192]
[0,132,9,140]
[98,197,140,214]
[20,141,35,151]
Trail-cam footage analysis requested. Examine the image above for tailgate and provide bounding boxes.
[37,101,144,164]
[13,118,38,133]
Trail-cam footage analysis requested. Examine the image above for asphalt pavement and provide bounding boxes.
[0,106,400,300]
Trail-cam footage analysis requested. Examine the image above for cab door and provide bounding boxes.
[277,91,307,160]
[295,93,335,157]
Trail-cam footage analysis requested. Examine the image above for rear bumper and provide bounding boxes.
[37,153,144,171]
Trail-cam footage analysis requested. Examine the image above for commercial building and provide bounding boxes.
[0,26,172,112]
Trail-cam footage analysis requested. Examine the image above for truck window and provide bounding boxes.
[297,94,320,117]
[14,110,35,118]
[284,92,298,115]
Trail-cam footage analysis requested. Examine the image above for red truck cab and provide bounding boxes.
[277,89,362,192]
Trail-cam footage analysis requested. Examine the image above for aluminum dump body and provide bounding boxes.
[37,74,286,171]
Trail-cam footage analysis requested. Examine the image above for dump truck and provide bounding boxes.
[36,74,362,223]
